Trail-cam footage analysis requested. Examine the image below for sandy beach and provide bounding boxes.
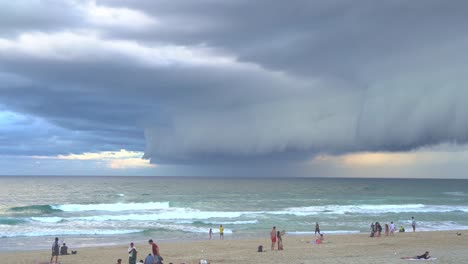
[1,231,466,264]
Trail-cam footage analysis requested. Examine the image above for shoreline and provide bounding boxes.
[1,230,467,264]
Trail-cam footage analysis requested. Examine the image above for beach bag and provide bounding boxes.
[257,245,263,252]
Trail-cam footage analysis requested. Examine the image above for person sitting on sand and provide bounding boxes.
[116,258,122,264]
[401,251,431,260]
[60,242,68,255]
[315,233,324,244]
[144,254,154,264]
[399,226,405,232]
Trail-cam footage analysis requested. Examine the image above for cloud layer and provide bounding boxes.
[1,0,468,173]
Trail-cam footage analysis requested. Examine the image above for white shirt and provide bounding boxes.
[128,246,136,257]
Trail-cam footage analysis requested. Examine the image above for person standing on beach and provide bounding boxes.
[390,221,395,235]
[277,230,283,250]
[128,242,137,264]
[370,223,375,237]
[385,223,389,236]
[411,217,416,232]
[376,222,382,237]
[50,237,60,264]
[148,239,162,264]
[219,225,224,240]
[209,228,213,239]
[271,226,277,250]
[315,222,321,236]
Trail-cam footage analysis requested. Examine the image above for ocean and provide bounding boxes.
[1,176,467,251]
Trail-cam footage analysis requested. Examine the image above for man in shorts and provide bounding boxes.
[219,225,224,240]
[271,226,277,250]
[411,217,416,232]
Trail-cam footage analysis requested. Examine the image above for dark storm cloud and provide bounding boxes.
[1,0,468,166]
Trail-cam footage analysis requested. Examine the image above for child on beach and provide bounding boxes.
[209,228,213,239]
[385,223,389,236]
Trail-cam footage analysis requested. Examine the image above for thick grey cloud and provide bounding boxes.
[1,0,467,169]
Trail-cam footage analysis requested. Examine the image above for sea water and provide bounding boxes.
[1,176,467,251]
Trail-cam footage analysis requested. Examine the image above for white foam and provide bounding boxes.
[269,204,468,216]
[71,208,251,221]
[30,217,63,223]
[203,220,258,225]
[0,228,142,238]
[52,202,170,212]
[443,192,466,197]
[153,223,233,234]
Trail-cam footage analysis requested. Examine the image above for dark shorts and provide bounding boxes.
[52,251,59,256]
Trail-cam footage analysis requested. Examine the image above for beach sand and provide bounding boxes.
[1,231,467,264]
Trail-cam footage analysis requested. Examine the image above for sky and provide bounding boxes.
[1,0,468,178]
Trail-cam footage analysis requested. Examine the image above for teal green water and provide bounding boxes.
[0,176,467,251]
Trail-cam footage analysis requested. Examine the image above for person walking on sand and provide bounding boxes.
[50,237,60,264]
[271,226,277,250]
[219,225,224,240]
[128,242,137,264]
[411,216,416,232]
[209,228,213,239]
[315,222,321,236]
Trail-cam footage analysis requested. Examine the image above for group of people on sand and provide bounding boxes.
[270,226,284,250]
[49,237,75,264]
[208,225,225,240]
[370,217,417,237]
[115,239,163,264]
